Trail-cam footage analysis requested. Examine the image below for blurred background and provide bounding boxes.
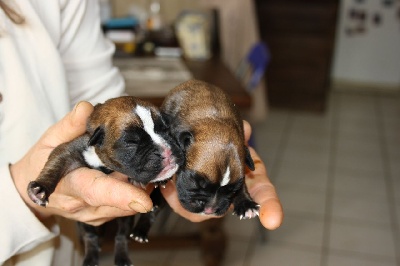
[98,0,400,265]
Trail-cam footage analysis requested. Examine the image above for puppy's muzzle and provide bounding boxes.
[152,146,179,184]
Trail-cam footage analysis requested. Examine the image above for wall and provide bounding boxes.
[111,0,201,25]
[331,0,400,90]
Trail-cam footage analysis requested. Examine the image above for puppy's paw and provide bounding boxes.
[153,178,171,189]
[27,181,49,207]
[233,200,260,220]
[130,232,149,244]
[130,225,150,243]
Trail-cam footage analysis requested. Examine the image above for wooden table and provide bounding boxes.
[182,58,252,108]
[117,56,251,108]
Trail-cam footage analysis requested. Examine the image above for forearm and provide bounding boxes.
[0,165,56,263]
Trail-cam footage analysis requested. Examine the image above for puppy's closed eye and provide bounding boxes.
[123,128,147,145]
[217,178,243,196]
[178,131,193,150]
[183,170,208,190]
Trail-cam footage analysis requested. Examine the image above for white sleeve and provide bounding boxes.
[0,165,58,264]
[59,0,125,107]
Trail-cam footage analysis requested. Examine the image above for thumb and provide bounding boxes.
[245,147,284,230]
[42,101,94,147]
[243,120,252,144]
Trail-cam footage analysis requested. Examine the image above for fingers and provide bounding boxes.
[245,147,284,230]
[75,169,153,213]
[251,182,283,230]
[53,168,153,213]
[72,204,136,226]
[42,101,94,147]
[242,120,283,229]
[48,202,134,226]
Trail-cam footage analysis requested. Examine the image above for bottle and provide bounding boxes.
[147,0,163,31]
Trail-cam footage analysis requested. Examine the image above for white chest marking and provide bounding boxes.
[220,166,231,187]
[135,105,165,146]
[83,146,105,168]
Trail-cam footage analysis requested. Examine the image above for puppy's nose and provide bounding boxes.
[162,147,172,158]
[162,148,176,167]
[204,207,216,215]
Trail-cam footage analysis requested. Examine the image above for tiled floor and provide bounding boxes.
[101,90,400,266]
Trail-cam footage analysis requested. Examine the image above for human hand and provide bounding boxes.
[161,121,284,229]
[242,121,283,230]
[10,102,153,226]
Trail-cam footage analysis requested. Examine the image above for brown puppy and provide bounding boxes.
[28,96,182,205]
[27,96,184,266]
[162,79,259,219]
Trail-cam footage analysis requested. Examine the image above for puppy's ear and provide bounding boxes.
[88,126,105,146]
[244,146,255,171]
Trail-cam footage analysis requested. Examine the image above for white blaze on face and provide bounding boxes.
[220,166,231,186]
[83,146,105,168]
[135,105,165,146]
[135,105,178,182]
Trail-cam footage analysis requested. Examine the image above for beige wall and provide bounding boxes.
[111,0,202,24]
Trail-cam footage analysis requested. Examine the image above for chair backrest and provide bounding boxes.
[236,42,270,91]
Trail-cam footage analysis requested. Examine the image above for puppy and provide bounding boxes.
[161,79,259,219]
[27,96,184,266]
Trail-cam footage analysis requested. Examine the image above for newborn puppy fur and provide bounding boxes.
[161,79,259,219]
[27,96,183,266]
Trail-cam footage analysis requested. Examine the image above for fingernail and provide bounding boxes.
[129,201,149,213]
[71,102,82,122]
[72,101,83,115]
[71,101,89,127]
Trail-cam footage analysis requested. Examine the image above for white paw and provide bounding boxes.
[133,236,148,243]
[239,205,260,220]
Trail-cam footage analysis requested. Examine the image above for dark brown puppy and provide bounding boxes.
[162,79,259,219]
[27,96,184,266]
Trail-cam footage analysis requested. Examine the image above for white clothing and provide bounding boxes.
[0,0,124,265]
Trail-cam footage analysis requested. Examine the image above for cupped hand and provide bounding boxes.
[242,121,283,229]
[161,120,284,230]
[10,102,153,226]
